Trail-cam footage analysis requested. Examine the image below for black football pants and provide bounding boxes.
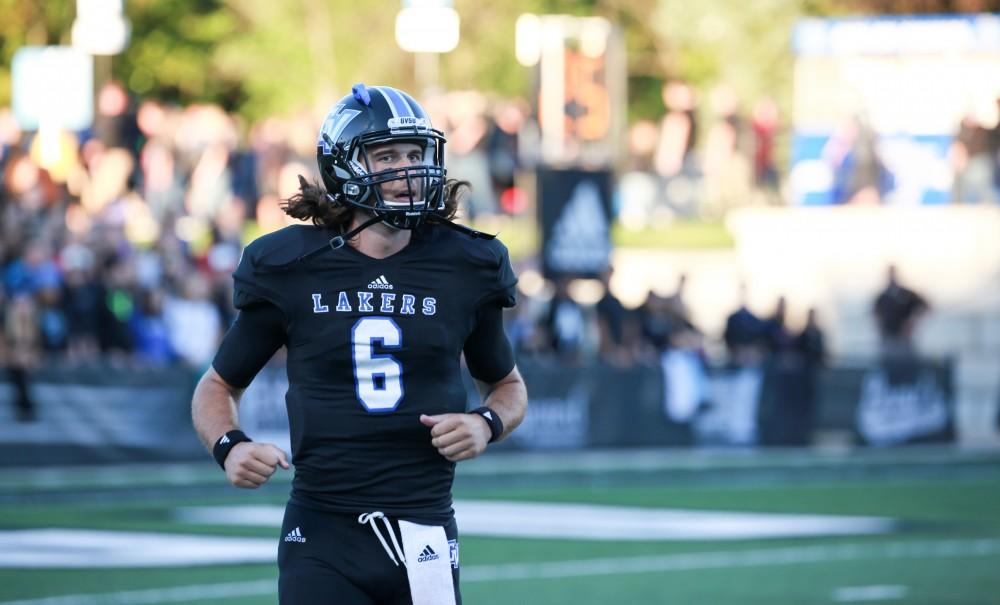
[278,502,461,605]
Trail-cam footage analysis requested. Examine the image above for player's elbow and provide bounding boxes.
[192,367,242,416]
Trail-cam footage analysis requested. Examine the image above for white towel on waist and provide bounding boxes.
[399,520,457,605]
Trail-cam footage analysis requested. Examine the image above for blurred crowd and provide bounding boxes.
[511,262,929,366]
[0,79,785,378]
[618,81,782,226]
[0,79,940,427]
[0,82,542,379]
[507,267,829,371]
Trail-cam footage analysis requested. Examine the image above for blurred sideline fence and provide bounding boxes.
[0,355,953,467]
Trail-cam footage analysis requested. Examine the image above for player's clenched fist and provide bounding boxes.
[225,442,289,488]
[420,413,491,462]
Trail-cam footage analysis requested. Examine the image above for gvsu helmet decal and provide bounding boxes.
[316,83,446,230]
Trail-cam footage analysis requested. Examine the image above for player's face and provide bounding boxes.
[366,142,425,205]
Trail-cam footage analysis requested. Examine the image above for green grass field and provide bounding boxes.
[1,447,998,605]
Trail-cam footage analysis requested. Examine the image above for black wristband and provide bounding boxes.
[470,407,504,443]
[213,430,252,469]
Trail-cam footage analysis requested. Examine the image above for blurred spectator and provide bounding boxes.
[4,294,40,421]
[826,114,891,205]
[0,108,22,164]
[37,284,68,354]
[873,264,929,357]
[654,275,709,443]
[595,266,633,365]
[627,120,659,173]
[654,81,698,180]
[617,120,662,230]
[701,84,752,217]
[665,273,690,327]
[654,81,699,217]
[761,295,794,356]
[751,96,780,198]
[794,307,827,444]
[724,284,766,367]
[758,298,825,447]
[990,96,1000,198]
[638,292,673,356]
[505,300,544,356]
[139,138,184,220]
[60,243,103,362]
[796,307,827,369]
[486,98,528,214]
[93,81,141,154]
[99,256,138,362]
[545,277,588,361]
[132,288,176,366]
[951,114,996,204]
[4,240,60,299]
[163,273,222,368]
[444,91,495,218]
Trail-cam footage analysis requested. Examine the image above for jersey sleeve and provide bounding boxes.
[472,239,518,309]
[463,302,516,383]
[212,302,287,388]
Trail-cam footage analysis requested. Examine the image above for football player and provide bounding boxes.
[191,83,528,605]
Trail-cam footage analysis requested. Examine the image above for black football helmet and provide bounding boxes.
[317,83,446,230]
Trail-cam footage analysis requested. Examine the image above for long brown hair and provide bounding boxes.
[282,175,466,234]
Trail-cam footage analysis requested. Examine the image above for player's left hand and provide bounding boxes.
[420,413,491,462]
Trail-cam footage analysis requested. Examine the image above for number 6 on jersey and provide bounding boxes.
[352,317,404,412]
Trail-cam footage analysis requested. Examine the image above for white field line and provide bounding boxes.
[1,538,998,605]
[832,584,908,602]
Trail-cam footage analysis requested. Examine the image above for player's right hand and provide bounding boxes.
[224,442,289,489]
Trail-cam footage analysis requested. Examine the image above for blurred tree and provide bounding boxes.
[648,0,833,126]
[1,0,997,125]
[122,0,237,103]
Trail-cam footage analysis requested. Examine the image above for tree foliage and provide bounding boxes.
[0,0,994,122]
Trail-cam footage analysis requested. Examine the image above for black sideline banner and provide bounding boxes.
[0,357,954,465]
[537,168,613,278]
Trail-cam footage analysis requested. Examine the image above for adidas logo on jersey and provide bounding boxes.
[284,527,307,543]
[417,545,439,563]
[368,275,393,290]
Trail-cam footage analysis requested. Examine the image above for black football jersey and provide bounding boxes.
[232,224,517,522]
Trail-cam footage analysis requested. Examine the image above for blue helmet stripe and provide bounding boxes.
[376,86,415,119]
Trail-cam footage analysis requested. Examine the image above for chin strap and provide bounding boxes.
[327,214,384,250]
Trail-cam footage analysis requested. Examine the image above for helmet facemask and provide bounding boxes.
[324,131,446,230]
[357,135,445,229]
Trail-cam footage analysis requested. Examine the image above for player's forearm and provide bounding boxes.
[480,366,527,442]
[191,367,244,451]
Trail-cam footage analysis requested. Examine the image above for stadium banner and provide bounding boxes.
[693,366,765,446]
[851,357,955,446]
[0,365,203,465]
[537,168,614,278]
[0,357,954,465]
